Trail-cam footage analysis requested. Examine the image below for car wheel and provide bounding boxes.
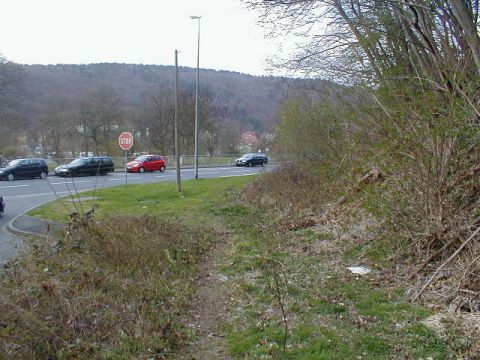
[7,173,14,181]
[139,167,145,173]
[261,162,266,167]
[40,171,47,179]
[160,166,166,172]
[248,162,253,167]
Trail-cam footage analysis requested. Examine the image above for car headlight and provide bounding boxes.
[0,171,3,174]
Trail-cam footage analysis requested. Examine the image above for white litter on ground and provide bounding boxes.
[347,266,371,275]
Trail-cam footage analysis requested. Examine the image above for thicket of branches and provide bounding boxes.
[247,0,480,301]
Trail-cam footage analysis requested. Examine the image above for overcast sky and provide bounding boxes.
[0,0,285,76]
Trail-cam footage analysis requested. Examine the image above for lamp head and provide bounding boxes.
[190,16,201,19]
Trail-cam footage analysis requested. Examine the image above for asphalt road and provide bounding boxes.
[0,166,268,265]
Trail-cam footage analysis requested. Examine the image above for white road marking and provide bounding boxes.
[225,168,259,172]
[107,177,142,181]
[50,180,92,185]
[219,173,260,177]
[2,169,264,198]
[183,166,239,172]
[4,191,73,199]
[155,169,259,178]
[110,173,148,177]
[199,169,258,175]
[0,184,29,189]
[110,166,259,176]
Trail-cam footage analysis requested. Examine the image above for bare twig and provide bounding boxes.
[412,226,480,301]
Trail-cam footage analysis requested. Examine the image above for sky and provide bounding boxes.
[0,0,285,76]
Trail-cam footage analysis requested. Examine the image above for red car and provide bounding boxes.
[126,155,167,173]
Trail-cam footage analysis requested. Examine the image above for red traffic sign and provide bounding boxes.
[118,132,134,151]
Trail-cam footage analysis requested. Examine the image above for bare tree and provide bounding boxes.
[246,0,480,89]
[78,86,124,155]
[0,56,24,156]
[141,87,175,154]
[36,101,69,158]
[218,119,242,154]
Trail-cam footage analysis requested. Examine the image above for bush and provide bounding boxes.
[247,83,480,304]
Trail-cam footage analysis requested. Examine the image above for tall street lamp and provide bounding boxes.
[190,15,201,180]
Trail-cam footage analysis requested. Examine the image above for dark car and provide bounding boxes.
[0,195,4,217]
[126,154,167,173]
[235,153,268,167]
[0,158,49,181]
[55,156,115,177]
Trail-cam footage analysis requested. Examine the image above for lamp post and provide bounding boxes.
[190,15,201,179]
[174,50,181,192]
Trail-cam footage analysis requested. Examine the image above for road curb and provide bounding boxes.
[5,200,65,238]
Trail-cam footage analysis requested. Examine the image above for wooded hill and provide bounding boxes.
[19,63,280,132]
[0,62,335,157]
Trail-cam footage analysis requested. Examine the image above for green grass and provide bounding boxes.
[30,176,255,223]
[2,176,256,359]
[24,175,452,359]
[217,205,452,359]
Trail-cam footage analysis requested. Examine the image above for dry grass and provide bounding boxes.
[0,216,216,359]
[423,311,480,358]
[239,164,480,356]
[239,163,344,217]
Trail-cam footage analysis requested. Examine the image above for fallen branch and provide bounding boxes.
[410,216,480,279]
[412,226,480,302]
[408,232,456,279]
[337,167,385,205]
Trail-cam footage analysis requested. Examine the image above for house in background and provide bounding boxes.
[240,131,259,152]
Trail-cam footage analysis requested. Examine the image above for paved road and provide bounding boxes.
[0,166,268,265]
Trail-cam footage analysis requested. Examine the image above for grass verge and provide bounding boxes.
[1,176,253,359]
[5,175,453,359]
[214,203,453,359]
[29,176,252,223]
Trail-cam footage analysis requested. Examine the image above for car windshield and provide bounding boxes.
[70,158,86,165]
[135,155,149,162]
[7,160,20,167]
[241,154,254,159]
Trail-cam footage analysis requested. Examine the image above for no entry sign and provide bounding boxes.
[118,132,134,151]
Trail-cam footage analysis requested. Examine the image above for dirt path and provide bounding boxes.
[178,239,232,360]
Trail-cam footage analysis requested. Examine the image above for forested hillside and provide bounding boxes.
[0,62,334,158]
[19,63,280,129]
